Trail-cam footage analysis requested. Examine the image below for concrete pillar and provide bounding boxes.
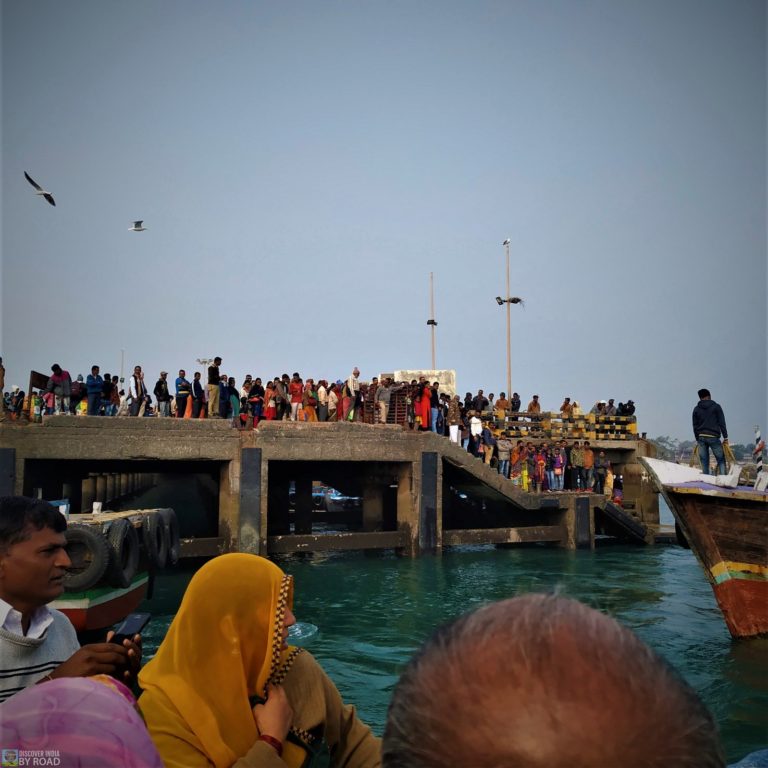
[239,448,262,554]
[62,482,73,501]
[294,477,313,536]
[218,461,238,553]
[397,464,417,556]
[559,496,594,550]
[106,473,116,504]
[268,475,290,536]
[81,475,96,512]
[419,452,439,555]
[0,449,15,497]
[120,473,129,497]
[362,479,383,532]
[95,474,107,503]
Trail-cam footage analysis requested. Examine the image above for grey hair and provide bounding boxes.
[382,594,724,768]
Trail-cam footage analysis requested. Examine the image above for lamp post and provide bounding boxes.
[495,238,524,400]
[427,272,438,370]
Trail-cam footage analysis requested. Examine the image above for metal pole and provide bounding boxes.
[430,272,436,370]
[505,240,511,399]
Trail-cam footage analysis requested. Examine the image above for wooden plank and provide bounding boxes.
[180,536,226,558]
[267,530,406,553]
[442,525,565,546]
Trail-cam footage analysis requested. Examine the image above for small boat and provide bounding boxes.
[48,506,180,633]
[640,457,767,639]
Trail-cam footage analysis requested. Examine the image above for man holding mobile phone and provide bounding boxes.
[0,497,143,703]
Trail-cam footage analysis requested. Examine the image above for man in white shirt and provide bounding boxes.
[317,380,328,422]
[127,365,147,417]
[343,367,361,421]
[0,497,142,702]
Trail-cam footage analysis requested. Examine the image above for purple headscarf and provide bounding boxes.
[0,676,163,768]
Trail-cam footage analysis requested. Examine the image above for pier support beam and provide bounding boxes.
[294,477,313,536]
[0,449,16,497]
[362,479,383,532]
[419,452,439,555]
[95,474,107,504]
[105,473,116,504]
[267,474,290,537]
[81,475,96,512]
[239,448,262,555]
[397,464,416,555]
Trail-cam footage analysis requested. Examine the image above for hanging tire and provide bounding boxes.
[159,508,180,567]
[142,511,168,569]
[106,518,140,588]
[63,525,110,592]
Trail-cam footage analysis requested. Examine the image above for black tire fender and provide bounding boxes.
[142,511,168,569]
[63,525,110,592]
[106,518,140,588]
[158,508,180,567]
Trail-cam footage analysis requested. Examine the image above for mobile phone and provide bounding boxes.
[111,612,151,645]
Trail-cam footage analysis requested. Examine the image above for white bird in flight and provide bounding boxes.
[24,172,55,206]
[129,221,147,232]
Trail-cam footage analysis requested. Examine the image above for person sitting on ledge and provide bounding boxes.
[382,594,726,768]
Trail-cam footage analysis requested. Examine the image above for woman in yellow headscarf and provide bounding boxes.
[138,554,381,768]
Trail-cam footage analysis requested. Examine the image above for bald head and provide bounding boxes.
[383,594,724,768]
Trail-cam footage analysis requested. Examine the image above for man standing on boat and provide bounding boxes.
[692,388,728,475]
[0,497,142,703]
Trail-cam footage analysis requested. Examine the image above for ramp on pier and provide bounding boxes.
[594,498,648,543]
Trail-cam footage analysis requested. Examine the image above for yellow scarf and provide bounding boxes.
[139,554,299,768]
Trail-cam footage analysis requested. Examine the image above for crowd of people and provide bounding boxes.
[0,495,736,767]
[2,359,637,435]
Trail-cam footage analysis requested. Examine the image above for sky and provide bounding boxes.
[2,0,765,443]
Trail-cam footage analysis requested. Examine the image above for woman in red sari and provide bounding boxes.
[418,380,431,431]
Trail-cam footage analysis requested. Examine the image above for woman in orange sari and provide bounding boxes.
[139,555,380,768]
[303,379,318,422]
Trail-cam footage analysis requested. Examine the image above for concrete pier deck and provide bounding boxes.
[0,417,658,556]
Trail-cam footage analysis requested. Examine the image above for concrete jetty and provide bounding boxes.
[0,417,658,556]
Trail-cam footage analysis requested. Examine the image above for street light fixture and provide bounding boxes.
[196,358,213,379]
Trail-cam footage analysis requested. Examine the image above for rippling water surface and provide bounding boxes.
[141,537,768,763]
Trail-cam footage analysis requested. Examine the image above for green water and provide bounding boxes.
[140,544,768,763]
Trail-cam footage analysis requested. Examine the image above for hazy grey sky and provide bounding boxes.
[2,0,765,442]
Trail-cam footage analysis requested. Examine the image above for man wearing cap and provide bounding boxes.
[153,372,171,417]
[692,389,728,475]
[605,398,617,416]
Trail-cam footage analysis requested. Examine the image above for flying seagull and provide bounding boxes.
[24,172,55,206]
[128,221,147,232]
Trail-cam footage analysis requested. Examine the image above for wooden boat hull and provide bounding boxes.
[641,458,767,639]
[51,573,149,632]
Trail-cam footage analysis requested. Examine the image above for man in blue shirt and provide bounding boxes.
[175,370,192,418]
[85,366,103,416]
